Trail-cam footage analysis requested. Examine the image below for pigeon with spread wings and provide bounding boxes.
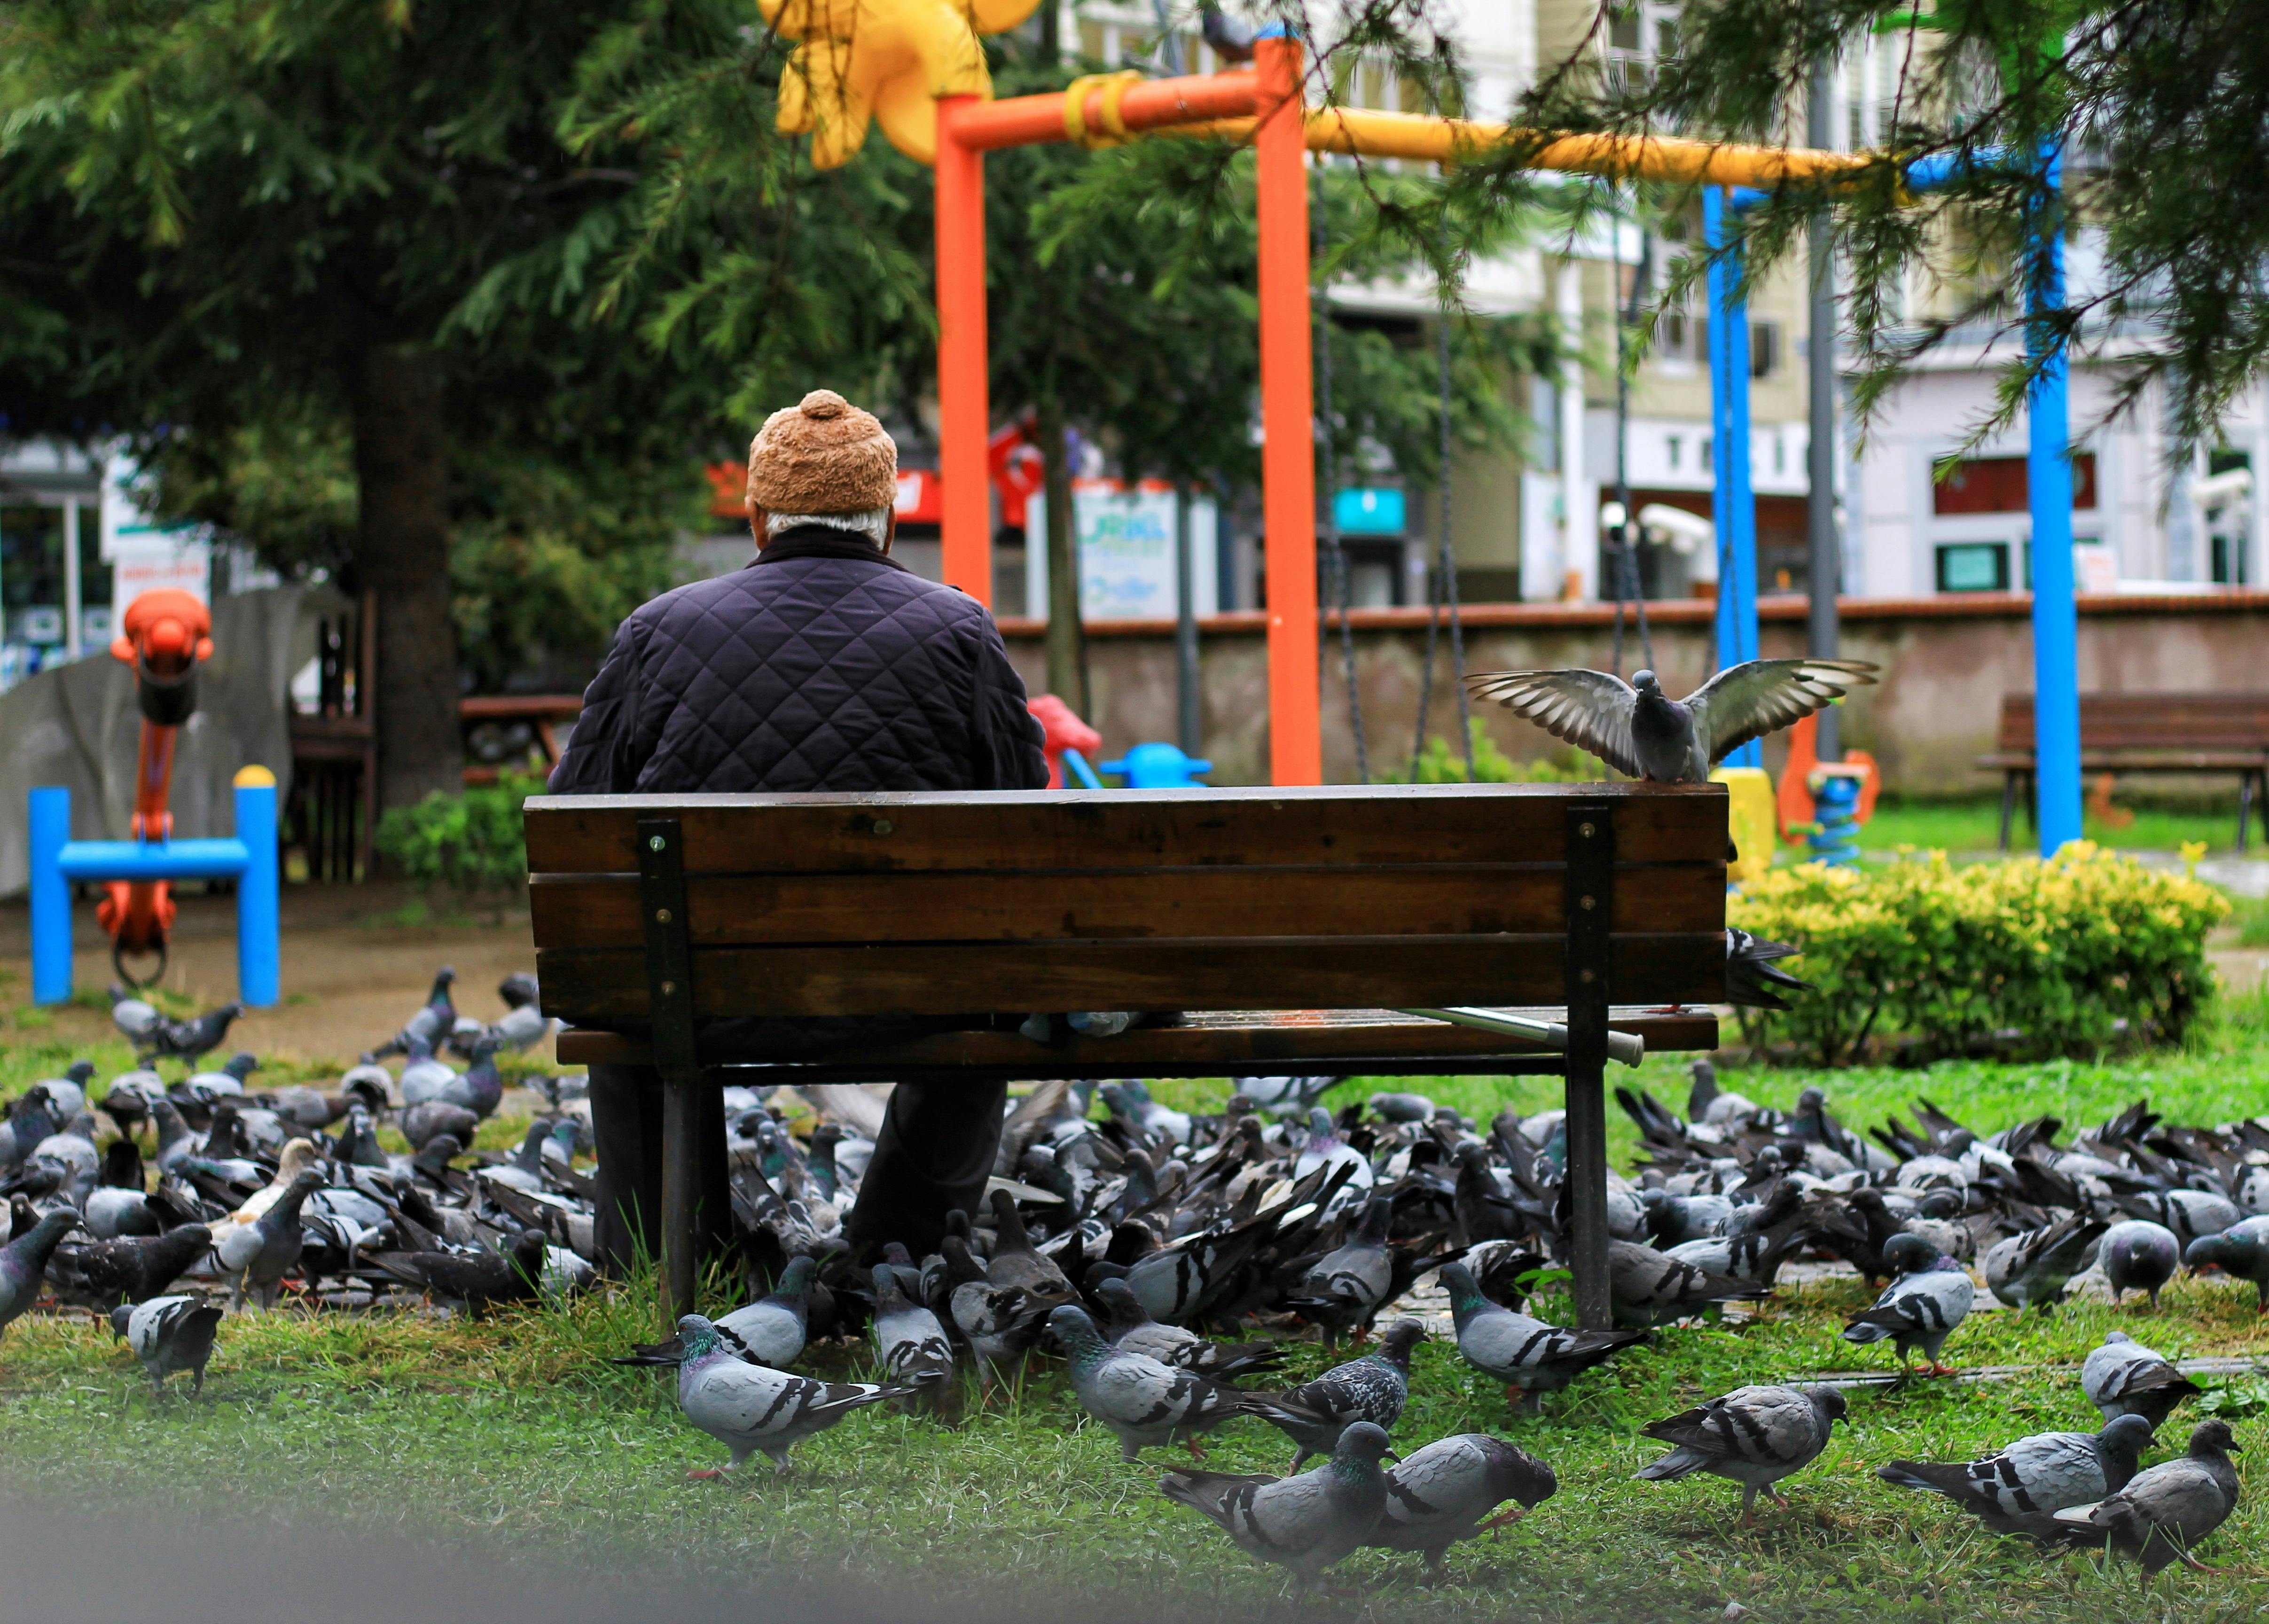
[1466,659,1878,782]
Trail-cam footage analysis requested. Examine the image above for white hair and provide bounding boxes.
[765,508,892,546]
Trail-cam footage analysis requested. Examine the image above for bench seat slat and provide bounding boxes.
[536,932,1725,1022]
[523,783,1727,874]
[554,1006,1720,1077]
[528,861,1727,946]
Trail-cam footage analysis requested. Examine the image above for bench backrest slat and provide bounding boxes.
[1995,693,2269,753]
[524,783,1729,1023]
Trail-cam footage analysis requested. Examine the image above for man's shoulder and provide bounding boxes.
[633,557,992,630]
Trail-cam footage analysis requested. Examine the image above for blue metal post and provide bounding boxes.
[1706,187,1762,767]
[28,788,74,1006]
[235,777,280,1007]
[2026,140,2081,856]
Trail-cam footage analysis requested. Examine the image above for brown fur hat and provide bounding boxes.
[746,390,898,514]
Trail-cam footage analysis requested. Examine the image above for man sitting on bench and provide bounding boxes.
[549,388,1049,1269]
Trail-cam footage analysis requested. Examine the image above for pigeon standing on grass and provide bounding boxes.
[48,1224,213,1312]
[2082,1331,2202,1427]
[213,1168,325,1312]
[617,1255,815,1368]
[2098,1219,2182,1309]
[673,1313,906,1476]
[1635,1384,1848,1524]
[1842,1232,1975,1376]
[1264,1318,1424,1467]
[1093,1276,1283,1380]
[1364,1433,1558,1574]
[1048,1304,1309,1462]
[1465,659,1878,783]
[870,1263,955,1410]
[138,1002,246,1067]
[1608,1239,1768,1327]
[1285,1194,1397,1343]
[2048,1420,2243,1581]
[111,1294,224,1396]
[1440,1259,1648,1413]
[2183,1215,2269,1311]
[1877,1414,2156,1536]
[1158,1420,1392,1590]
[1986,1212,2108,1313]
[0,1210,82,1339]
[372,1231,548,1317]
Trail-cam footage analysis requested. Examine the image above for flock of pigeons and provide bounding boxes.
[0,969,2261,1590]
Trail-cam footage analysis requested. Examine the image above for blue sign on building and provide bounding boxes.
[1334,487,1405,535]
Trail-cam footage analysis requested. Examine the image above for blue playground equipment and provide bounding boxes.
[1100,742,1213,788]
[28,768,281,1007]
[1805,768,1865,867]
[1711,148,2078,855]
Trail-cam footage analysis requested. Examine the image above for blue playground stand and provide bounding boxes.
[28,769,281,1007]
[1101,742,1212,788]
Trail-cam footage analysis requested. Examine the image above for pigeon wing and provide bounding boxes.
[1684,659,1878,763]
[1463,670,1643,777]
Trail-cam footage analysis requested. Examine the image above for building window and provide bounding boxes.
[1665,435,1682,469]
[1932,453,2098,515]
[1936,540,2010,593]
[1750,321,1781,379]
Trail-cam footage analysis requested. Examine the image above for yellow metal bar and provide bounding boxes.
[1176,107,1878,186]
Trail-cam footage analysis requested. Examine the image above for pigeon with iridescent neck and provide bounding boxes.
[1441,1260,1648,1413]
[1264,1318,1424,1468]
[1365,1434,1558,1573]
[1843,1232,1974,1374]
[0,1209,82,1339]
[1049,1304,1311,1462]
[1159,1420,1392,1589]
[673,1313,906,1476]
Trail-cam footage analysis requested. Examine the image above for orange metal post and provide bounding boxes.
[1254,32,1320,786]
[935,97,992,606]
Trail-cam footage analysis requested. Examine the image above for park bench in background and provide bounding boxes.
[1978,692,2269,851]
[526,782,1729,1328]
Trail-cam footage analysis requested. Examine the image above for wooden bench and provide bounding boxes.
[524,782,1730,1328]
[1977,693,2269,851]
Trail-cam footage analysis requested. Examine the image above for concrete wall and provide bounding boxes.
[1000,591,2269,795]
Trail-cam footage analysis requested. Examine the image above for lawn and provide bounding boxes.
[1855,794,2248,857]
[3,1000,2267,1620]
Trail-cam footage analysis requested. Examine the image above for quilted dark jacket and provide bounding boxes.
[549,527,1048,796]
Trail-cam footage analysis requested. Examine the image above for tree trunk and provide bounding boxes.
[348,343,463,811]
[1037,394,1088,716]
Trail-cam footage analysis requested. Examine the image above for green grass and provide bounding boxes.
[1856,796,2248,855]
[7,1002,2269,1616]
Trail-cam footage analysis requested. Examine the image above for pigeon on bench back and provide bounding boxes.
[1464,659,1878,783]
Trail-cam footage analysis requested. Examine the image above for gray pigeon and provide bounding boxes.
[1842,1232,1975,1375]
[1363,1433,1558,1573]
[1440,1260,1647,1413]
[1607,1239,1768,1327]
[0,1209,83,1339]
[2097,1219,2181,1309]
[1158,1420,1392,1590]
[870,1263,955,1410]
[2121,1188,2241,1247]
[1635,1383,1848,1523]
[1878,1414,2155,1536]
[617,1255,814,1368]
[1048,1304,1307,1462]
[1263,1318,1423,1467]
[1465,659,1878,782]
[2183,1215,2269,1311]
[111,1293,225,1396]
[212,1168,326,1312]
[2048,1419,2243,1579]
[1985,1212,2107,1313]
[673,1313,906,1476]
[1283,1193,1396,1343]
[1093,1276,1283,1381]
[2082,1330,2201,1427]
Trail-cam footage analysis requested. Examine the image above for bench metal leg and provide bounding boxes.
[1564,803,1616,1332]
[1998,772,2019,851]
[2239,770,2258,856]
[637,816,703,1327]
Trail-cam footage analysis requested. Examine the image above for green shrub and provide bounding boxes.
[1406,720,1604,784]
[375,772,544,899]
[1729,843,2230,1065]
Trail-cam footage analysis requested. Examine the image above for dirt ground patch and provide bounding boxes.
[0,883,549,1070]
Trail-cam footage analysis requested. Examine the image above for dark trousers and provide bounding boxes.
[587,1066,1007,1273]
